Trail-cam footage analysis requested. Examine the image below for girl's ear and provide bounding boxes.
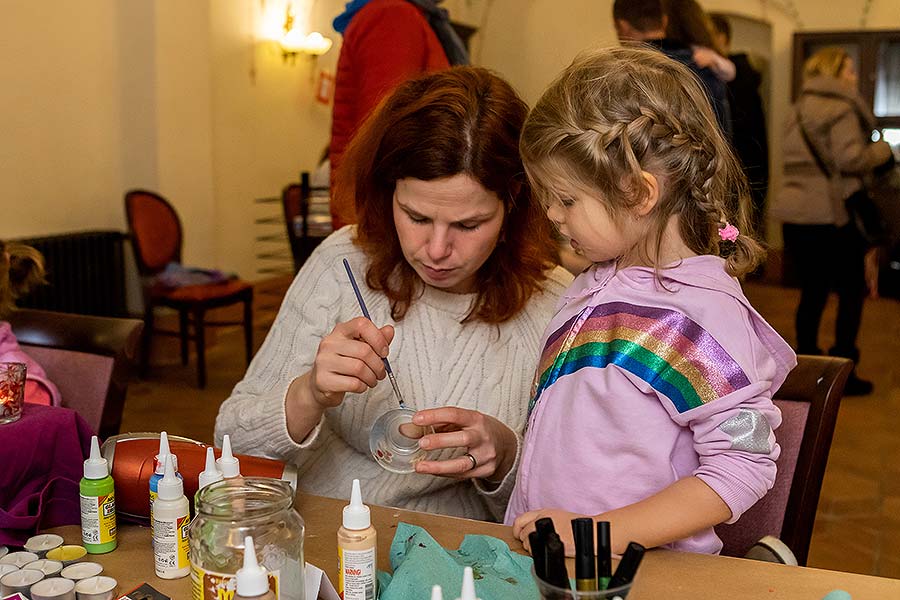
[634,171,660,217]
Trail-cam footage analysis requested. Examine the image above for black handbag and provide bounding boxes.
[795,108,887,247]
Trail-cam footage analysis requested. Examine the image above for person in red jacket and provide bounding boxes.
[329,0,467,229]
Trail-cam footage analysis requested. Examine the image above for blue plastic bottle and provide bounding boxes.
[149,432,182,528]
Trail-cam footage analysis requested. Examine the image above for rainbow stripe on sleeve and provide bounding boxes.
[528,302,751,415]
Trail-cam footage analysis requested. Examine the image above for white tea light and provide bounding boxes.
[24,534,65,557]
[0,546,7,558]
[0,551,39,568]
[74,575,117,600]
[0,563,18,577]
[0,568,44,595]
[24,559,63,578]
[60,562,103,581]
[30,576,76,600]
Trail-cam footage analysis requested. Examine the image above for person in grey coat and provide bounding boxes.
[773,47,893,396]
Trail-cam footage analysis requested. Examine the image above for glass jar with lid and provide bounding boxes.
[189,477,305,600]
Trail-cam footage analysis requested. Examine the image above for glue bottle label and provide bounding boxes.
[338,547,376,600]
[80,491,117,545]
[190,564,280,600]
[154,514,190,575]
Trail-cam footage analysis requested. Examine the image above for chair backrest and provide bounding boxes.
[124,189,182,276]
[715,355,852,565]
[281,175,308,272]
[8,309,143,439]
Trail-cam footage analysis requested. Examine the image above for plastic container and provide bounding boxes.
[80,436,117,554]
[189,478,305,600]
[337,480,376,600]
[532,568,632,599]
[152,455,191,579]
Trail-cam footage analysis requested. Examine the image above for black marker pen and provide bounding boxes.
[529,530,548,581]
[596,521,611,590]
[544,533,571,591]
[535,517,556,538]
[607,541,645,590]
[572,518,597,591]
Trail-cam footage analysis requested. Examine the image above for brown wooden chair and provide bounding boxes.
[8,308,143,439]
[124,189,253,388]
[282,172,330,272]
[715,355,853,565]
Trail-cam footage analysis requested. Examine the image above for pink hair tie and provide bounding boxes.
[718,223,739,242]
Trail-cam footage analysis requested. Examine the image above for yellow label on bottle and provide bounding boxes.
[80,491,117,545]
[153,513,191,574]
[150,489,157,522]
[338,546,376,600]
[190,564,280,600]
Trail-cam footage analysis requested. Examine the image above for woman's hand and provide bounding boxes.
[411,407,518,482]
[512,508,588,557]
[307,317,395,408]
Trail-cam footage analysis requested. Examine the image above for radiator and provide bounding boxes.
[14,230,128,317]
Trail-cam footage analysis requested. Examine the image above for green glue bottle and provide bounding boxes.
[80,435,117,554]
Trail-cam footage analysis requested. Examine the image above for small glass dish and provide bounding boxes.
[369,407,430,474]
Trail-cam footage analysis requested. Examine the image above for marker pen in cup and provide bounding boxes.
[596,521,612,590]
[528,531,547,581]
[544,533,570,591]
[571,518,596,591]
[607,541,645,590]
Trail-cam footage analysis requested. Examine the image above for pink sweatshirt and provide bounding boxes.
[0,321,60,406]
[505,256,796,554]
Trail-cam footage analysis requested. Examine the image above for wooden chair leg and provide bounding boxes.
[179,310,190,366]
[243,293,253,366]
[194,307,207,388]
[140,303,154,379]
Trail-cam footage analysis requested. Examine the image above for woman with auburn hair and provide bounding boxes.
[216,67,572,520]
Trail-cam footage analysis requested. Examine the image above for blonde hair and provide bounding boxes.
[802,47,849,82]
[521,45,764,277]
[0,241,46,319]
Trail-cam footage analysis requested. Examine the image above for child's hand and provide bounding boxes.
[512,508,588,557]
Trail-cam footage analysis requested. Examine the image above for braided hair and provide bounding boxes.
[521,45,764,277]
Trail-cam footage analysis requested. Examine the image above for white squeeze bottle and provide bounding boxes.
[152,455,190,579]
[337,479,377,600]
[233,536,275,600]
[198,447,224,491]
[216,434,241,479]
[431,585,444,600]
[455,567,480,600]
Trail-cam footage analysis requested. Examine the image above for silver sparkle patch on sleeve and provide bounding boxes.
[719,409,773,454]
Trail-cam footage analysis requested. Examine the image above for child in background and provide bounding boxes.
[506,46,796,555]
[0,240,60,405]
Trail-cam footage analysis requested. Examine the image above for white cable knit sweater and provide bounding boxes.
[215,226,572,521]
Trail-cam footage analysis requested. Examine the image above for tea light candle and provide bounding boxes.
[0,568,44,596]
[23,559,63,578]
[30,576,76,600]
[60,562,103,581]
[74,576,118,600]
[0,563,18,577]
[0,546,7,558]
[25,534,65,558]
[45,545,87,566]
[0,551,39,568]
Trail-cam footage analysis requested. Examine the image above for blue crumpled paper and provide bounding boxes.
[376,522,539,600]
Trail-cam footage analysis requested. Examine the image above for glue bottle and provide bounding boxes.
[431,585,444,600]
[198,447,224,492]
[455,567,480,600]
[337,479,377,600]
[80,435,117,554]
[149,431,182,523]
[216,434,241,479]
[233,536,275,600]
[152,455,190,579]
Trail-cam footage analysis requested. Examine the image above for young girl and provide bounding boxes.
[506,46,796,555]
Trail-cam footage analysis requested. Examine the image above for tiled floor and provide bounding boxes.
[120,277,900,578]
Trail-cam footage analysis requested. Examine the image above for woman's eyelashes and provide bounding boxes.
[406,212,481,231]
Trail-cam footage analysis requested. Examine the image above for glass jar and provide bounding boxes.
[189,478,305,600]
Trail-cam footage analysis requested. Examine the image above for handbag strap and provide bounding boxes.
[795,104,833,178]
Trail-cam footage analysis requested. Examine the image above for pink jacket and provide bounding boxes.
[0,321,60,406]
[505,256,796,554]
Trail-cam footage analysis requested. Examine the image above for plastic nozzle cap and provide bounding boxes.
[342,479,371,530]
[83,435,109,480]
[154,431,178,474]
[431,585,444,600]
[157,454,184,500]
[198,447,224,489]
[236,536,269,597]
[216,434,241,478]
[455,567,479,600]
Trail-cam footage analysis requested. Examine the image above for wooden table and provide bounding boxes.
[48,492,900,599]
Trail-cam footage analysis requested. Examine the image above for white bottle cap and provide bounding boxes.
[157,455,184,501]
[342,479,371,531]
[236,536,269,597]
[216,434,241,478]
[155,431,178,474]
[454,567,480,600]
[83,436,109,480]
[198,447,224,490]
[431,585,444,600]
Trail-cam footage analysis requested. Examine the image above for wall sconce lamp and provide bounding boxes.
[281,6,333,64]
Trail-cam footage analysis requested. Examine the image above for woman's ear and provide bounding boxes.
[635,171,660,217]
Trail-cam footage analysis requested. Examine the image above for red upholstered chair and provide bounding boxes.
[8,308,143,439]
[125,190,253,388]
[715,355,853,566]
